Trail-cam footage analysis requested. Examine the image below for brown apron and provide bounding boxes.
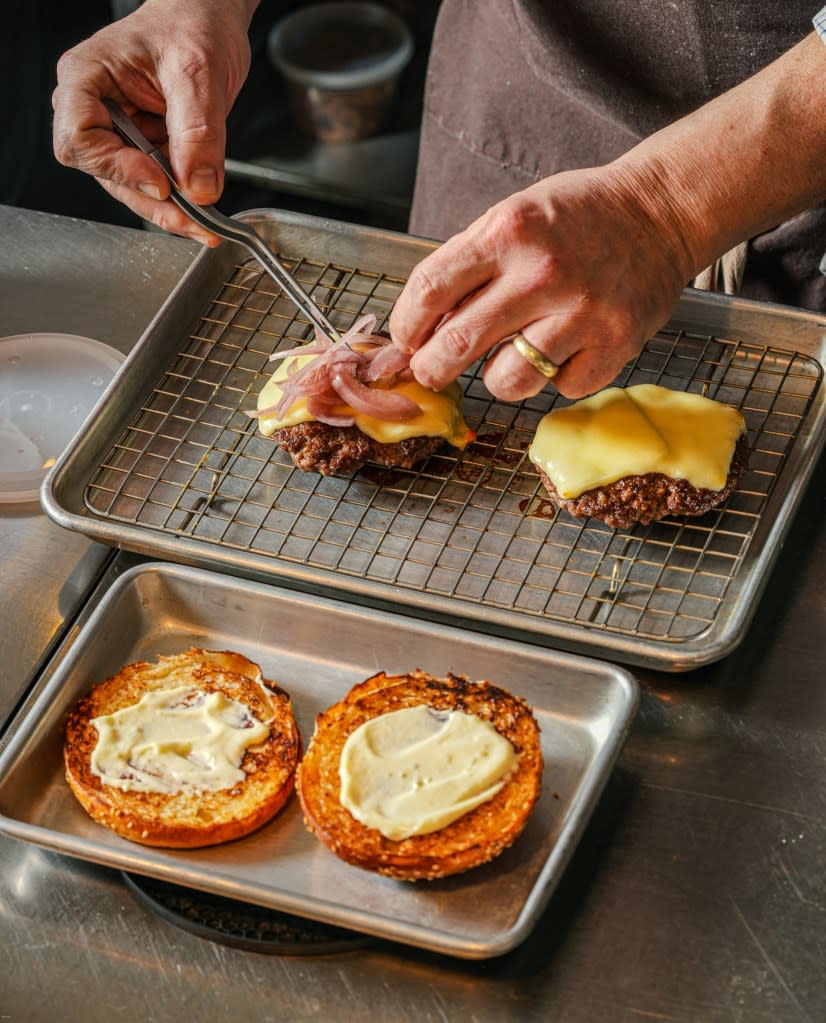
[409,0,826,311]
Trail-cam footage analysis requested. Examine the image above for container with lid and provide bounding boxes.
[267,2,414,144]
[0,333,124,504]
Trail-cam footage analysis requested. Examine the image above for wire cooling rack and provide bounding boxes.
[78,243,822,668]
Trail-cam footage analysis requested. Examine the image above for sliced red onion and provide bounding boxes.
[332,365,421,421]
[250,315,423,424]
[307,394,356,427]
[361,343,413,382]
[269,342,331,362]
[336,312,378,348]
[288,347,359,394]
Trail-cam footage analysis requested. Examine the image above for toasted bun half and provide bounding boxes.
[296,670,543,880]
[63,649,301,848]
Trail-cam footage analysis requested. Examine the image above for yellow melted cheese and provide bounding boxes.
[256,354,473,449]
[90,686,269,794]
[338,704,517,841]
[529,384,746,499]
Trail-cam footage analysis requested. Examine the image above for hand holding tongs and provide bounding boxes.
[103,99,339,341]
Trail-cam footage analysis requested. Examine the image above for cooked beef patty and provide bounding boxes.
[272,420,445,476]
[539,435,750,529]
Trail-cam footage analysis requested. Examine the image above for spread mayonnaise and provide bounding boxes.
[91,686,269,794]
[529,384,746,498]
[256,355,473,449]
[338,704,517,841]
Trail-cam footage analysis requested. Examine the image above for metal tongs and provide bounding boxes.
[103,99,339,341]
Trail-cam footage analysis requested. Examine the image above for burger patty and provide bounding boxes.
[539,435,750,529]
[271,421,445,476]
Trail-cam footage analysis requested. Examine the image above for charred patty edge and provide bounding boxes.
[538,435,750,528]
[271,421,445,476]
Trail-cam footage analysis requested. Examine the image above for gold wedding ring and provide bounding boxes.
[511,332,560,379]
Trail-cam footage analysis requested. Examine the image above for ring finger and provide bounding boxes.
[482,318,580,401]
[407,276,559,392]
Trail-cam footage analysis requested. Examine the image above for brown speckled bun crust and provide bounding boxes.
[63,649,301,848]
[296,670,543,881]
[539,435,750,529]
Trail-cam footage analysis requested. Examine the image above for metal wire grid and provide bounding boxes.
[84,254,822,645]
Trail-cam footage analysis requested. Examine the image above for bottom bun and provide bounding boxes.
[63,649,301,848]
[296,670,543,880]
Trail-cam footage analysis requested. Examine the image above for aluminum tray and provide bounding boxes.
[0,561,637,959]
[41,209,826,670]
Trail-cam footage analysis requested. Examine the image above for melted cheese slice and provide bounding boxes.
[91,686,269,794]
[256,355,472,448]
[529,384,746,498]
[339,704,517,841]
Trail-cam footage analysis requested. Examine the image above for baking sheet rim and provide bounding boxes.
[39,211,826,671]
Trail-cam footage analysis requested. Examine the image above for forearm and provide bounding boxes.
[610,32,826,281]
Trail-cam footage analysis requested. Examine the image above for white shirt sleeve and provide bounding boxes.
[813,6,826,41]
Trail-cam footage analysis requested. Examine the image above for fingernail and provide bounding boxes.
[409,354,439,392]
[189,168,218,197]
[138,182,162,200]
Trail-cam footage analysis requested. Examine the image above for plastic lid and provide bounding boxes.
[268,2,414,91]
[0,333,125,504]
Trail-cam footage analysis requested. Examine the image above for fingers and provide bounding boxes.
[393,171,689,402]
[389,230,496,354]
[405,267,574,392]
[53,85,219,245]
[398,261,646,400]
[158,49,228,204]
[481,317,636,401]
[404,283,648,402]
[52,2,253,238]
[97,178,221,246]
[52,66,171,201]
[53,42,224,244]
[404,282,518,392]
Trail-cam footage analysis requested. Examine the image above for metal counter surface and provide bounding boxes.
[1,205,824,1022]
[0,206,198,730]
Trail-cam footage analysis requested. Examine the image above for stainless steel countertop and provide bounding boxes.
[0,207,198,728]
[1,204,824,1022]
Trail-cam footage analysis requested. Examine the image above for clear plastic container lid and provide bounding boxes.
[0,333,125,504]
[267,2,414,91]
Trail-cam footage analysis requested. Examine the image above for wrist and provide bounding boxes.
[610,31,826,280]
[140,0,261,31]
[598,159,701,287]
[228,0,262,27]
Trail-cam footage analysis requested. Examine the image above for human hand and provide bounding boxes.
[52,0,258,246]
[389,165,696,401]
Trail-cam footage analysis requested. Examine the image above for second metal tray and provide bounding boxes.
[0,561,637,959]
[41,209,826,669]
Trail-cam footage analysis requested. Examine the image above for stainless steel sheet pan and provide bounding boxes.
[41,210,826,669]
[0,561,638,959]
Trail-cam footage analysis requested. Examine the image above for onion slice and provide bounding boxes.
[249,315,423,424]
[336,313,378,348]
[361,343,413,382]
[332,366,421,421]
[307,394,356,427]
